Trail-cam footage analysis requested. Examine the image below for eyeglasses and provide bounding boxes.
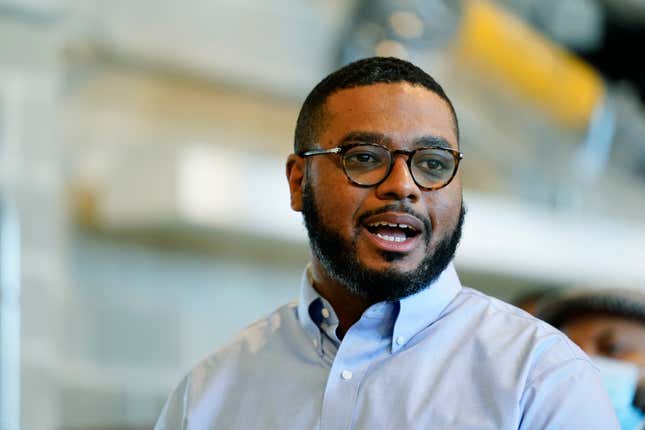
[298,142,463,191]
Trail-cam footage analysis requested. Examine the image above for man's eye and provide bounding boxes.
[418,158,446,171]
[598,334,632,358]
[354,153,377,162]
[345,152,383,164]
[599,341,623,357]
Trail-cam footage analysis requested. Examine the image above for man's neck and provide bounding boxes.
[309,259,372,339]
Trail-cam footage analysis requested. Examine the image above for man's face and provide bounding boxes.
[290,82,463,301]
[562,314,645,366]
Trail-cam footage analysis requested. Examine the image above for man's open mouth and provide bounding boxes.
[365,221,420,243]
[360,212,426,253]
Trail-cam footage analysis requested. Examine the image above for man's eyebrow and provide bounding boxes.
[339,132,386,145]
[337,132,457,149]
[414,135,454,149]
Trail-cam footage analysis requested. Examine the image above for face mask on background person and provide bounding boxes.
[593,356,645,430]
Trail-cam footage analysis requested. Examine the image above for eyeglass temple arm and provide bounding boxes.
[299,147,342,157]
[300,146,463,159]
[431,147,463,159]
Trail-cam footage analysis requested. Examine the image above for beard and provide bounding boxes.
[302,179,465,303]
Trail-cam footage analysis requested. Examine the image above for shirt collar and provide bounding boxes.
[297,265,320,345]
[297,264,341,347]
[297,263,462,353]
[391,263,461,352]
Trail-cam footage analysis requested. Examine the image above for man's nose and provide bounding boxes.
[374,156,421,202]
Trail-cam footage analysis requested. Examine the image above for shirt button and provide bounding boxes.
[396,336,405,345]
[341,370,353,380]
[321,308,330,319]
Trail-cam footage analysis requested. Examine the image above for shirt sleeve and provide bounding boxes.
[154,375,190,430]
[519,358,620,429]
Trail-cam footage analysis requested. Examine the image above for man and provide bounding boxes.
[512,287,561,316]
[537,289,645,429]
[155,57,618,429]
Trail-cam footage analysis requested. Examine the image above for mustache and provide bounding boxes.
[357,204,432,234]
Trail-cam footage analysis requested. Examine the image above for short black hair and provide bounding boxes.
[537,289,645,328]
[294,56,459,153]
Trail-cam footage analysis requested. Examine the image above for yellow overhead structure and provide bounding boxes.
[454,0,604,128]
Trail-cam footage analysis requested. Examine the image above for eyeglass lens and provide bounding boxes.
[342,144,456,188]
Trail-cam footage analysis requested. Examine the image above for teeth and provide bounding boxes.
[376,233,407,242]
[367,221,417,231]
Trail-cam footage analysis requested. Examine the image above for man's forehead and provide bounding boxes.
[565,313,645,334]
[320,82,458,147]
[336,130,453,149]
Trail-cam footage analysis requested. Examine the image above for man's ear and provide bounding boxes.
[286,154,305,212]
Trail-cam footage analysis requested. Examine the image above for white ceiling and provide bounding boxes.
[71,0,357,98]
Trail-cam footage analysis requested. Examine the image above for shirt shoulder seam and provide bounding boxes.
[458,288,572,333]
[458,288,588,362]
[524,356,594,388]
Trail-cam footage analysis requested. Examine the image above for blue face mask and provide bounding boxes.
[593,356,645,430]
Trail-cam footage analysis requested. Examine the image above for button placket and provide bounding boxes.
[320,311,393,430]
[320,353,362,429]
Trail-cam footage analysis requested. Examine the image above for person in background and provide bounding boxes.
[538,289,645,430]
[512,286,561,315]
[154,57,619,429]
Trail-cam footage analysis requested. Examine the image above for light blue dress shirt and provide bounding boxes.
[155,264,619,429]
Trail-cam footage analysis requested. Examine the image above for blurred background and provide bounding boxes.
[1,0,645,428]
